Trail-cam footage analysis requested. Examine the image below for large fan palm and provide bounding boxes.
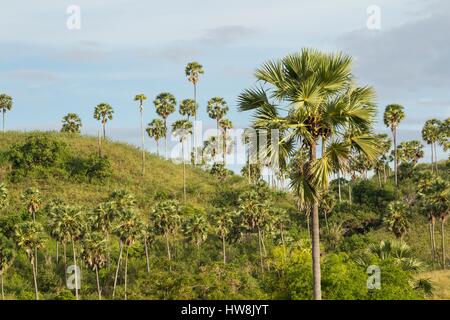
[207,97,229,133]
[154,92,176,159]
[151,200,181,262]
[94,103,114,139]
[385,201,410,240]
[421,119,441,172]
[81,232,107,300]
[146,119,166,156]
[383,104,405,186]
[238,48,378,299]
[134,94,148,175]
[213,208,234,264]
[0,94,12,132]
[61,113,82,133]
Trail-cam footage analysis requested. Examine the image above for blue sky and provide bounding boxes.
[0,0,449,167]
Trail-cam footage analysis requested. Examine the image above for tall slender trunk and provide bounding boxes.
[383,164,387,183]
[309,141,322,300]
[156,140,159,157]
[98,132,102,157]
[56,242,59,264]
[434,143,439,172]
[337,171,342,202]
[222,130,227,165]
[63,243,67,279]
[1,272,4,300]
[164,119,168,160]
[144,238,150,273]
[257,226,264,273]
[2,110,5,132]
[141,105,145,175]
[182,140,187,204]
[393,128,398,186]
[193,83,197,165]
[432,218,437,263]
[165,233,171,261]
[71,239,79,300]
[430,144,434,173]
[429,220,435,261]
[247,145,251,184]
[95,266,101,300]
[441,219,446,269]
[348,183,352,204]
[31,255,39,300]
[113,240,123,299]
[103,122,106,140]
[222,235,226,264]
[124,246,129,300]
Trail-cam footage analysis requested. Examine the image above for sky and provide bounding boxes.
[0,0,449,170]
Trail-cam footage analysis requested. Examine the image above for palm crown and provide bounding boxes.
[207,97,229,123]
[384,104,405,131]
[0,94,13,112]
[185,62,204,85]
[146,119,165,141]
[94,103,114,124]
[179,99,198,119]
[154,92,176,119]
[61,113,82,133]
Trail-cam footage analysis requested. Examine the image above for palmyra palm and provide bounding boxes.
[154,92,176,159]
[238,48,379,299]
[172,119,193,203]
[0,93,12,132]
[184,211,209,252]
[81,232,107,300]
[422,119,441,172]
[179,98,197,121]
[134,94,148,175]
[207,97,229,134]
[61,113,82,133]
[385,201,410,241]
[22,187,41,222]
[15,221,45,300]
[384,104,405,186]
[397,140,424,167]
[213,208,234,264]
[151,200,181,262]
[219,118,233,165]
[146,119,165,156]
[185,62,204,163]
[0,235,15,300]
[94,103,114,139]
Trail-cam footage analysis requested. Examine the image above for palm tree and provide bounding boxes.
[213,208,233,264]
[0,183,8,211]
[367,240,424,272]
[385,201,410,241]
[0,94,12,132]
[219,118,233,165]
[61,113,82,133]
[22,187,41,222]
[15,221,45,300]
[94,103,114,139]
[207,97,229,134]
[184,211,209,252]
[422,119,442,172]
[238,49,378,299]
[46,199,69,267]
[0,235,15,300]
[113,210,141,300]
[438,117,450,152]
[134,94,148,175]
[141,223,155,274]
[59,206,85,300]
[384,104,405,186]
[418,173,439,261]
[154,92,176,159]
[146,119,166,156]
[172,120,193,203]
[185,62,204,163]
[81,232,107,300]
[179,99,198,121]
[151,200,181,262]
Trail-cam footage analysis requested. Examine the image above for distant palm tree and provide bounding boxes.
[15,221,45,300]
[151,200,181,262]
[141,223,155,274]
[213,208,233,264]
[184,211,208,252]
[134,94,148,175]
[219,118,233,165]
[384,104,405,186]
[46,199,68,266]
[0,183,8,211]
[0,94,12,132]
[94,103,114,139]
[185,62,204,164]
[0,235,15,300]
[81,232,107,300]
[61,113,82,133]
[22,187,41,222]
[438,117,450,152]
[422,119,441,172]
[172,120,193,203]
[179,99,197,121]
[207,97,229,134]
[146,119,166,156]
[154,93,176,159]
[397,140,424,167]
[385,201,410,240]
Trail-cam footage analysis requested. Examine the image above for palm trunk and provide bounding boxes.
[383,164,387,183]
[222,130,227,165]
[71,239,79,300]
[430,144,434,173]
[2,109,5,132]
[1,272,4,300]
[393,128,398,186]
[165,233,171,261]
[193,83,197,165]
[141,106,145,175]
[432,218,437,263]
[434,143,439,172]
[222,235,226,264]
[257,226,264,273]
[31,255,39,300]
[310,141,322,300]
[95,266,101,300]
[337,171,342,202]
[63,243,67,278]
[113,240,123,299]
[156,140,159,157]
[429,220,435,261]
[348,183,352,204]
[56,241,59,264]
[124,246,129,300]
[103,122,106,140]
[182,140,187,204]
[441,219,446,269]
[144,238,150,273]
[164,119,168,160]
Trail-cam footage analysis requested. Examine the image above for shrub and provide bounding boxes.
[85,155,112,182]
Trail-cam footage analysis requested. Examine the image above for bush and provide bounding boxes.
[85,155,112,182]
